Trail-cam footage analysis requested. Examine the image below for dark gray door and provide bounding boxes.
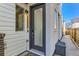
[30,4,46,53]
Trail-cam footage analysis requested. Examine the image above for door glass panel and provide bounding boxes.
[34,8,43,47]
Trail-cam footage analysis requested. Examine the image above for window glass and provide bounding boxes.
[54,10,57,31]
[16,5,24,31]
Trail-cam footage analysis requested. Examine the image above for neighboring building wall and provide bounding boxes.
[46,3,62,56]
[72,23,79,28]
[0,3,29,56]
[63,22,66,35]
[72,18,79,28]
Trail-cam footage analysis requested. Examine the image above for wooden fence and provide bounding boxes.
[65,28,79,47]
[0,33,5,56]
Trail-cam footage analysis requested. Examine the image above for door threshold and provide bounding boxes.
[27,49,44,56]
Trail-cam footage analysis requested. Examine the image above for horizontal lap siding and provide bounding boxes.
[0,3,27,56]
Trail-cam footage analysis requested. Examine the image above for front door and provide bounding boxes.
[30,4,46,53]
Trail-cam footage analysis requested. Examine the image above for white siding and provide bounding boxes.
[0,3,28,56]
[46,4,62,56]
[0,3,62,56]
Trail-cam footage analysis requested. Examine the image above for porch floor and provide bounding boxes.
[18,51,39,56]
[19,35,79,56]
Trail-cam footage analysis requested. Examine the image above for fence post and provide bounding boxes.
[74,29,76,42]
[0,33,5,56]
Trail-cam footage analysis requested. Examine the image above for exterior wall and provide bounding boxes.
[0,3,29,56]
[0,3,62,56]
[46,3,62,56]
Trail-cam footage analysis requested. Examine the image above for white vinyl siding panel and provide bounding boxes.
[0,3,27,56]
[46,4,62,56]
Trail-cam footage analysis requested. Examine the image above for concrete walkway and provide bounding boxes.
[61,35,79,56]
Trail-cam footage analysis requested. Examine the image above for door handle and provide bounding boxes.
[32,32,34,35]
[26,40,29,42]
[32,31,34,39]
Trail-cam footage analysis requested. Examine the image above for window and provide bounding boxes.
[58,12,61,34]
[54,10,57,31]
[16,5,24,31]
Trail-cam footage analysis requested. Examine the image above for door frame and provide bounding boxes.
[29,3,46,55]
